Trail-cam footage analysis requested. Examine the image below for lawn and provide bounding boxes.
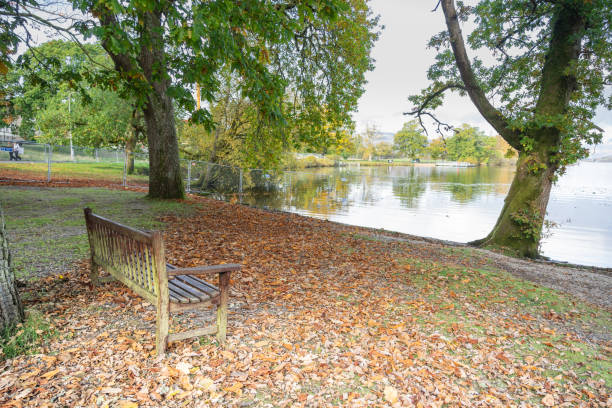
[0,161,149,184]
[0,186,609,407]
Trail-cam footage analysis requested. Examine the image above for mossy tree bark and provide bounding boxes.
[435,0,585,257]
[0,209,24,331]
[471,146,557,257]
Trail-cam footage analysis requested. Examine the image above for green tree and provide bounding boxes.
[427,137,447,160]
[74,0,379,198]
[393,120,428,160]
[2,40,135,150]
[409,0,610,257]
[445,124,497,164]
[375,142,394,159]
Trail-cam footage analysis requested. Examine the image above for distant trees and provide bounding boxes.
[445,124,497,164]
[2,40,136,149]
[393,121,428,160]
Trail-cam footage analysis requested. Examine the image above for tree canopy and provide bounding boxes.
[393,120,428,160]
[1,40,133,147]
[66,0,379,197]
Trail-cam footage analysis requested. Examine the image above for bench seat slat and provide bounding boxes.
[168,285,193,303]
[175,275,219,298]
[169,278,210,303]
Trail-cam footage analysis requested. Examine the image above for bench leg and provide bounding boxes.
[156,297,170,357]
[90,260,100,286]
[216,271,229,345]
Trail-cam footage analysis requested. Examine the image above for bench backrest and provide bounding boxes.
[84,208,168,303]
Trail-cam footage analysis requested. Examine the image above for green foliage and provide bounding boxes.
[2,40,134,147]
[374,142,394,159]
[427,137,447,160]
[509,203,542,243]
[410,0,610,169]
[445,124,498,164]
[328,130,359,159]
[393,120,428,159]
[73,0,379,151]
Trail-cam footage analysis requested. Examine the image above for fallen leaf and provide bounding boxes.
[542,394,555,407]
[41,369,60,380]
[224,382,243,395]
[384,386,399,404]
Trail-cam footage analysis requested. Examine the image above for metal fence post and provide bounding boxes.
[187,161,191,194]
[239,168,243,204]
[122,149,127,187]
[47,144,52,183]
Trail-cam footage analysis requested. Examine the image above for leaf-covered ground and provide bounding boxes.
[0,187,610,407]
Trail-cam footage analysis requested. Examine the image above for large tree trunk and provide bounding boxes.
[439,1,585,257]
[0,209,24,331]
[140,11,184,199]
[471,143,556,257]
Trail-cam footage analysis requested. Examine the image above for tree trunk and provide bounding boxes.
[471,144,556,257]
[125,130,136,175]
[0,209,24,331]
[140,11,184,199]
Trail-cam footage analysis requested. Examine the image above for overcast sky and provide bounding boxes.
[353,0,612,144]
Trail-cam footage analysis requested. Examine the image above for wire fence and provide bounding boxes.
[0,140,283,200]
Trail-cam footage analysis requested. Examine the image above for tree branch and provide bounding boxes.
[440,0,522,150]
[404,83,465,137]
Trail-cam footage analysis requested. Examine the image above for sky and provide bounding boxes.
[353,0,612,145]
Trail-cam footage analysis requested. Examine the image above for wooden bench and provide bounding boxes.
[83,208,240,356]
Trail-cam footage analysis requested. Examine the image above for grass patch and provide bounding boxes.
[0,161,149,182]
[0,310,56,361]
[1,186,200,279]
[393,257,612,387]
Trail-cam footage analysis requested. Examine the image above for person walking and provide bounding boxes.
[13,143,22,161]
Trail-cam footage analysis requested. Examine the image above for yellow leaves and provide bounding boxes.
[117,401,138,408]
[179,375,193,391]
[41,369,59,380]
[19,369,40,381]
[223,382,243,395]
[383,385,399,404]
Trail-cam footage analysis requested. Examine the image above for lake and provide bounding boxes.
[241,162,612,268]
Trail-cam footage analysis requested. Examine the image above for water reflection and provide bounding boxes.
[239,162,612,268]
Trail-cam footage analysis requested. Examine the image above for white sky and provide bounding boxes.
[353,0,612,144]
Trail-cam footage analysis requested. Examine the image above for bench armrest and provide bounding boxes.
[167,263,241,276]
